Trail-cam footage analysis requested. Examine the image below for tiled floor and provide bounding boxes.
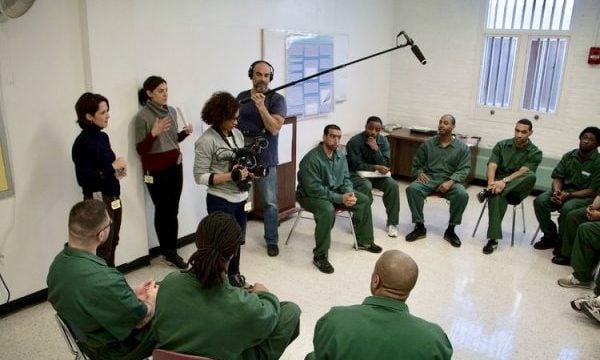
[1,180,598,359]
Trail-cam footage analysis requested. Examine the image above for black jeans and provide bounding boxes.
[146,164,183,256]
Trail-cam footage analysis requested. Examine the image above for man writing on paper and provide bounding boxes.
[346,116,400,237]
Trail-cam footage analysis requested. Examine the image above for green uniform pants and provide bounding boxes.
[487,171,536,240]
[561,206,593,257]
[405,180,469,225]
[243,301,301,360]
[533,190,592,243]
[350,174,399,226]
[298,192,374,258]
[570,222,600,287]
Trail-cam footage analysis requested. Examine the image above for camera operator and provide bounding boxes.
[237,60,287,257]
[193,91,251,289]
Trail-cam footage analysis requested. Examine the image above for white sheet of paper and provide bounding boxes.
[278,123,293,164]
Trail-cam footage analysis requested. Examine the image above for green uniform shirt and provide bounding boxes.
[346,131,391,172]
[412,135,471,183]
[46,247,149,360]
[553,149,600,192]
[297,144,353,204]
[152,271,280,359]
[488,138,543,178]
[309,296,453,360]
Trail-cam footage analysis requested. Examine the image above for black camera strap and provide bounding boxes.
[212,126,242,151]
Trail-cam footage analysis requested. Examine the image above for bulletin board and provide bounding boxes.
[262,29,349,119]
[0,100,13,199]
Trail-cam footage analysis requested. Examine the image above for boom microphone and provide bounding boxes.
[411,44,427,65]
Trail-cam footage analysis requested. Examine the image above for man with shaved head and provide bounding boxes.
[306,250,453,359]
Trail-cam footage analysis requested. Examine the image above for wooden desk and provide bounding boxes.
[250,116,298,221]
[386,128,479,184]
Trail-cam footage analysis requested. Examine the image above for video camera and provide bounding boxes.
[230,135,269,191]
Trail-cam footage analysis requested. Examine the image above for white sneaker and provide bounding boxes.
[557,275,592,289]
[571,294,597,312]
[582,300,600,324]
[387,225,398,238]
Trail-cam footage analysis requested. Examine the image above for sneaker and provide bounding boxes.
[165,253,188,269]
[557,274,592,289]
[405,226,426,242]
[551,255,571,266]
[355,243,383,253]
[570,294,597,312]
[482,239,498,254]
[582,302,600,324]
[267,244,279,257]
[313,256,335,274]
[387,225,398,238]
[533,236,556,250]
[443,229,461,248]
[229,273,252,289]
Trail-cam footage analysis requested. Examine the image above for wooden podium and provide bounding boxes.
[250,116,298,221]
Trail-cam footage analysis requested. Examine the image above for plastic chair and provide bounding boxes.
[285,204,358,250]
[471,198,526,247]
[153,349,214,360]
[55,313,89,360]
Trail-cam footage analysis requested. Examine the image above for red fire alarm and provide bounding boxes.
[588,47,600,65]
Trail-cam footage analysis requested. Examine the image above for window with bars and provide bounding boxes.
[478,0,574,113]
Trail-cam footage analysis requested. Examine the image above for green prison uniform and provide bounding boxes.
[305,296,453,360]
[533,149,599,244]
[346,131,399,226]
[569,221,600,293]
[151,271,301,360]
[47,247,155,360]
[297,144,374,257]
[561,179,600,257]
[405,136,471,225]
[487,139,542,240]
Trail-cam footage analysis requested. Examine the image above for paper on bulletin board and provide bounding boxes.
[278,123,293,165]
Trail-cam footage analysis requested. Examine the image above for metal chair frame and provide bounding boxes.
[285,205,358,250]
[472,198,526,247]
[55,313,89,360]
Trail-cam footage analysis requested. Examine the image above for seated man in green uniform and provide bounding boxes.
[47,200,157,360]
[297,124,382,274]
[533,126,600,264]
[346,116,400,238]
[405,114,471,247]
[481,119,543,254]
[306,250,453,360]
[151,211,301,359]
[557,194,600,293]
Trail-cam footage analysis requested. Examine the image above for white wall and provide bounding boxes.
[388,0,600,156]
[0,0,395,301]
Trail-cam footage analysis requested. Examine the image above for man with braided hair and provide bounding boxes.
[307,250,453,359]
[151,211,301,359]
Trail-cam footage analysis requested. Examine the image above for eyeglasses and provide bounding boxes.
[96,219,112,237]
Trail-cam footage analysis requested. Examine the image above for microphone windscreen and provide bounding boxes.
[411,45,427,65]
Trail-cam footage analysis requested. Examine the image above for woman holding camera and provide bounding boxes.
[72,92,126,267]
[135,75,193,269]
[194,91,250,288]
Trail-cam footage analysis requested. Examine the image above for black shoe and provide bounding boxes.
[551,255,571,266]
[355,243,383,253]
[476,188,491,203]
[406,226,427,242]
[313,256,335,274]
[229,273,253,289]
[552,246,561,257]
[533,236,556,250]
[165,253,188,269]
[443,229,461,248]
[267,244,279,257]
[483,239,498,254]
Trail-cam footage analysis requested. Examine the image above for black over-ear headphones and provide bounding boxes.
[248,60,274,81]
